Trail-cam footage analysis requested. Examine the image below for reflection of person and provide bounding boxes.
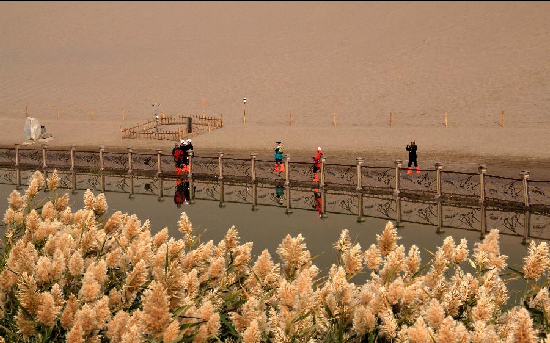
[173,141,185,174]
[312,147,322,182]
[274,185,284,204]
[174,180,190,208]
[313,188,322,218]
[273,141,285,173]
[406,141,420,174]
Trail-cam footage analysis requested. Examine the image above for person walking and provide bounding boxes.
[406,141,420,174]
[274,141,284,173]
[180,139,193,172]
[312,147,322,182]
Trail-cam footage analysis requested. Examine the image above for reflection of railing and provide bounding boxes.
[0,145,549,209]
[1,166,547,243]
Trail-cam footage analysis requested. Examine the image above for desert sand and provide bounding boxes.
[1,2,549,177]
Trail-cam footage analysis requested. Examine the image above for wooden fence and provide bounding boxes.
[121,114,223,140]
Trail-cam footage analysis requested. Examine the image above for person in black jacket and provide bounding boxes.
[180,139,194,172]
[406,141,420,174]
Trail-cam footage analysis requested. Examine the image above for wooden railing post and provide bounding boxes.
[219,180,225,208]
[129,173,135,199]
[15,143,21,190]
[480,203,487,239]
[70,145,76,171]
[71,169,77,194]
[520,170,530,207]
[394,160,402,197]
[127,147,133,174]
[478,165,487,203]
[395,196,402,227]
[188,150,194,179]
[250,153,257,182]
[356,157,363,190]
[156,149,162,175]
[99,146,105,171]
[435,162,443,199]
[218,151,224,180]
[158,177,164,202]
[357,192,364,223]
[436,200,444,234]
[320,157,326,187]
[252,183,258,211]
[284,154,290,186]
[285,184,292,214]
[523,210,531,245]
[15,167,21,190]
[188,150,195,204]
[42,144,48,170]
[14,143,19,167]
[320,188,328,219]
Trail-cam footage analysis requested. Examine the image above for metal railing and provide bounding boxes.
[0,145,548,210]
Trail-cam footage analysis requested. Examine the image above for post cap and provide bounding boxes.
[250,152,257,157]
[127,147,133,150]
[394,159,402,165]
[478,165,487,173]
[100,145,105,150]
[218,151,224,156]
[356,157,363,163]
[284,154,290,158]
[42,144,48,148]
[520,170,530,178]
[70,144,76,149]
[14,143,19,146]
[434,162,444,168]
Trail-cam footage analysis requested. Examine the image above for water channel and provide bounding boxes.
[1,168,549,305]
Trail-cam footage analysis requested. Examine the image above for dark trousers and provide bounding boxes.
[408,158,417,167]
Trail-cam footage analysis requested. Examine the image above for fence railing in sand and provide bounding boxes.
[120,114,223,140]
[0,144,549,212]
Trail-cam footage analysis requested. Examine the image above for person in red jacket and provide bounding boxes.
[312,147,322,182]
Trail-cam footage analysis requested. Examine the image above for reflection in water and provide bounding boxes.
[174,179,190,208]
[0,168,549,306]
[0,167,548,242]
[274,185,284,205]
[312,188,322,218]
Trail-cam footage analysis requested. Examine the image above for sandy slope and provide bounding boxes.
[0,2,549,176]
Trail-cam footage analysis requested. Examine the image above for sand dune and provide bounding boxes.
[0,2,549,175]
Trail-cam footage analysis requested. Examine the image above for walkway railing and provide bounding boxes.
[0,144,549,209]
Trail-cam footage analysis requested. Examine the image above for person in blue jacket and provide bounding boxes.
[274,141,285,173]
